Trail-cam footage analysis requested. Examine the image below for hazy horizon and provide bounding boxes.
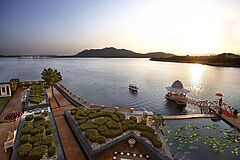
[1,0,240,55]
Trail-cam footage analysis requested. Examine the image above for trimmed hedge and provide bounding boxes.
[100,129,123,138]
[43,121,51,129]
[17,143,33,159]
[135,123,154,133]
[28,145,48,160]
[140,131,162,148]
[33,141,42,147]
[23,121,33,127]
[114,112,125,122]
[25,115,34,121]
[46,127,53,135]
[98,125,108,132]
[42,111,48,117]
[20,134,31,144]
[85,129,99,142]
[122,123,135,132]
[98,136,106,144]
[34,115,45,121]
[106,120,121,130]
[94,117,110,126]
[29,133,44,144]
[21,126,33,135]
[76,108,88,117]
[78,119,87,125]
[41,135,55,147]
[80,121,98,131]
[30,126,45,136]
[121,119,135,125]
[70,108,77,115]
[129,116,137,123]
[74,115,88,121]
[48,146,56,157]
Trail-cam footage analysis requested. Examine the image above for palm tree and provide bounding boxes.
[41,68,62,98]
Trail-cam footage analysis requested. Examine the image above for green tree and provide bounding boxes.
[41,68,62,97]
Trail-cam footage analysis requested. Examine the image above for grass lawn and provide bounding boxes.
[0,97,11,111]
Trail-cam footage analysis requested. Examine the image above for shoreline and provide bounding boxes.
[149,58,240,68]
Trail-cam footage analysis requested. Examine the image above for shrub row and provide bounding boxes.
[21,126,33,135]
[140,131,162,148]
[25,115,34,121]
[135,123,154,133]
[114,112,125,122]
[121,119,135,125]
[17,143,33,159]
[106,120,121,130]
[30,126,45,136]
[129,116,137,122]
[122,123,135,132]
[80,121,98,131]
[85,129,99,142]
[100,129,123,138]
[93,117,110,126]
[28,145,48,160]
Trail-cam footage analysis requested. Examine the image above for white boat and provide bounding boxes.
[129,83,139,92]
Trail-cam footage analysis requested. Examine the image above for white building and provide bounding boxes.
[0,83,12,97]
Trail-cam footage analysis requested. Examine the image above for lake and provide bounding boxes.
[0,58,239,159]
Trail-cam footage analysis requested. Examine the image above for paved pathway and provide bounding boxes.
[50,87,86,160]
[0,89,25,160]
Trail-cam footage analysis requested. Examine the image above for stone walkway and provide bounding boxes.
[0,89,25,160]
[50,87,86,160]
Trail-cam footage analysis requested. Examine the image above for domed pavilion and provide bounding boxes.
[165,80,190,106]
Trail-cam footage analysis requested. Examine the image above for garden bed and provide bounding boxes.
[24,84,49,111]
[65,108,168,160]
[11,111,65,160]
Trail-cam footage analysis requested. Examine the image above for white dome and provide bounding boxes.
[171,80,184,89]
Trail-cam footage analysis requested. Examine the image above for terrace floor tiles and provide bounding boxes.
[54,115,86,160]
[0,89,24,160]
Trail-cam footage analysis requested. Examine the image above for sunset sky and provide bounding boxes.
[1,0,240,55]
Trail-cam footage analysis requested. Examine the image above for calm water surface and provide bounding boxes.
[0,58,239,159]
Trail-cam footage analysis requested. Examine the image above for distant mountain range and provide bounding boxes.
[74,47,174,58]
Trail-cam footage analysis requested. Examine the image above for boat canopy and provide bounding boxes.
[165,80,190,94]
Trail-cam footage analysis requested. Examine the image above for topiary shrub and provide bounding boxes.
[45,127,53,135]
[48,146,56,157]
[114,112,125,122]
[29,133,44,144]
[106,120,120,130]
[140,131,162,148]
[23,121,33,127]
[43,121,51,129]
[33,141,42,147]
[122,123,135,132]
[20,134,31,144]
[76,108,88,117]
[70,108,77,115]
[98,125,108,132]
[25,114,34,121]
[41,135,55,147]
[135,123,154,133]
[110,113,120,122]
[21,126,33,135]
[18,143,33,160]
[30,126,45,136]
[42,111,48,117]
[34,115,45,121]
[78,119,87,125]
[85,129,98,142]
[100,129,123,138]
[98,136,106,144]
[74,115,88,121]
[28,145,48,160]
[129,116,137,123]
[93,117,110,126]
[80,121,98,131]
[121,119,135,125]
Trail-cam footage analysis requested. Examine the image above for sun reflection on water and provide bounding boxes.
[188,64,205,94]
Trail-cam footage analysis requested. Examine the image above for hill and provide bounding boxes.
[74,47,173,58]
